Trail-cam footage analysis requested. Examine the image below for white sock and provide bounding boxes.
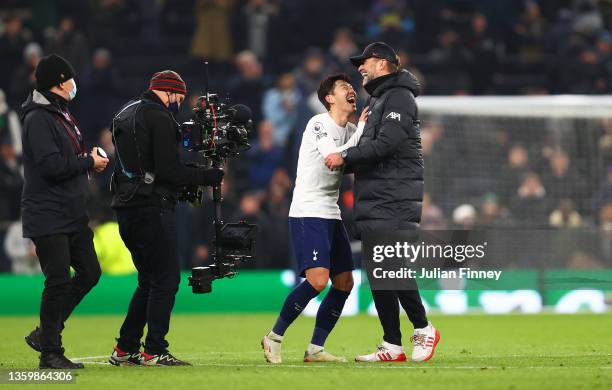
[382,341,404,354]
[268,331,283,342]
[307,343,324,354]
[414,322,432,332]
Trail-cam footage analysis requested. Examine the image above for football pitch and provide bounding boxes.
[1,313,611,389]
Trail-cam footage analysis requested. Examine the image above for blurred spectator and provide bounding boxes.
[567,47,609,94]
[227,50,269,127]
[510,172,548,227]
[261,169,292,268]
[542,149,586,209]
[421,192,446,229]
[512,0,547,62]
[0,142,23,272]
[138,0,163,48]
[476,193,512,228]
[9,42,42,109]
[293,48,329,96]
[466,13,497,94]
[452,204,476,229]
[4,220,38,274]
[233,0,279,61]
[87,0,125,48]
[45,16,89,73]
[79,48,122,144]
[592,164,612,218]
[549,199,583,228]
[262,72,301,147]
[0,14,32,91]
[366,0,413,48]
[248,120,283,191]
[600,203,612,262]
[571,0,603,35]
[230,192,272,267]
[427,29,472,94]
[397,50,425,93]
[191,0,234,62]
[500,144,530,204]
[0,89,22,156]
[328,28,359,77]
[599,118,612,167]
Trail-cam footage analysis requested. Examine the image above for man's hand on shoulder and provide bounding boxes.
[359,105,370,123]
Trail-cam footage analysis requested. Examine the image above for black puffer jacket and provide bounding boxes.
[344,70,423,238]
[20,90,94,238]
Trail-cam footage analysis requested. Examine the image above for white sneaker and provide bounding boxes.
[261,332,283,364]
[355,341,407,362]
[411,322,440,362]
[303,346,347,363]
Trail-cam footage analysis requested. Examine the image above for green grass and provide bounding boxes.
[1,313,611,389]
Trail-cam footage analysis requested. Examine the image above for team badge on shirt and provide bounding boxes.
[313,122,327,140]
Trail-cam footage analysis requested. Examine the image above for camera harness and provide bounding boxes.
[110,99,158,202]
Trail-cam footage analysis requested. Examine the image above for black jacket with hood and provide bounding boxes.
[20,90,94,238]
[110,90,223,209]
[344,69,423,238]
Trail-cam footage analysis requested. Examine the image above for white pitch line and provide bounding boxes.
[72,351,611,361]
[71,355,109,361]
[75,361,612,370]
[70,350,301,361]
[468,353,612,358]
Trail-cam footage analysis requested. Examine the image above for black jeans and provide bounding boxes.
[115,206,180,355]
[32,229,101,353]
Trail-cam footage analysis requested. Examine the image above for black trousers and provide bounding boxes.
[372,289,429,346]
[32,229,101,353]
[115,206,180,355]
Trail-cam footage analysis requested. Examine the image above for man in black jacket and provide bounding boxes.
[326,42,440,362]
[21,54,109,369]
[108,70,223,367]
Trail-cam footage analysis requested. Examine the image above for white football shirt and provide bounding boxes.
[289,112,364,220]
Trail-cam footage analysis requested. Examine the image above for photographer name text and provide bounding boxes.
[372,267,503,281]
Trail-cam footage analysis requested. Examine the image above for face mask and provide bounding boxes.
[166,93,180,114]
[67,79,77,100]
[168,101,180,114]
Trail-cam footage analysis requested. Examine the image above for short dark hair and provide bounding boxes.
[317,73,351,110]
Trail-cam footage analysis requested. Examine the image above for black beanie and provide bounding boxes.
[34,54,76,91]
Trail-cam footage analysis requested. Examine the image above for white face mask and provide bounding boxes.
[68,79,77,100]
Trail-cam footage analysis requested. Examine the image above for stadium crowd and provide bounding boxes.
[1,0,611,274]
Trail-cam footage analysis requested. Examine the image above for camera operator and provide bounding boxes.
[21,54,109,369]
[108,70,223,367]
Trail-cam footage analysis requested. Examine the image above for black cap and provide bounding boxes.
[34,54,76,91]
[349,42,399,67]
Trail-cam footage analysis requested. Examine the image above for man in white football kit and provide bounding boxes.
[262,74,367,363]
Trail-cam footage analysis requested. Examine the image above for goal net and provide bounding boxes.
[417,95,612,275]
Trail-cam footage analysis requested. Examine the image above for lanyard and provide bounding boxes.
[54,110,84,155]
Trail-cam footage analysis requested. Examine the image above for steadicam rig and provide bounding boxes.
[181,62,257,294]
